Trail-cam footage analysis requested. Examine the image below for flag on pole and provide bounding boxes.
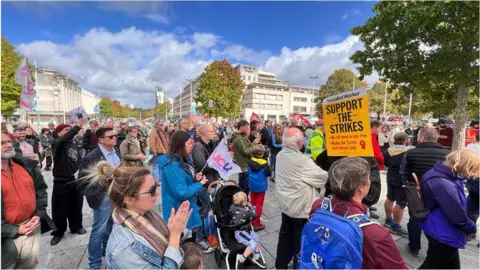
[15,58,35,111]
[250,112,261,122]
[68,105,88,123]
[206,139,242,180]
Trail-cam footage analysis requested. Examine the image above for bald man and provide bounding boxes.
[275,128,328,269]
[191,123,218,253]
[310,119,326,160]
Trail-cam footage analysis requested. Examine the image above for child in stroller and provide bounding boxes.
[229,191,266,269]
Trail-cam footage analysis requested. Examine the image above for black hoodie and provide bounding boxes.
[52,125,81,181]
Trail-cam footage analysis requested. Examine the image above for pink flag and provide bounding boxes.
[250,112,261,122]
[15,58,35,111]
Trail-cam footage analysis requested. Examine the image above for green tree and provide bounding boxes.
[315,69,369,115]
[350,1,479,150]
[99,98,113,117]
[1,35,22,116]
[154,102,172,118]
[195,60,245,119]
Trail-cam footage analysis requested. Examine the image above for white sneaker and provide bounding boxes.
[250,253,267,269]
[236,254,246,269]
[197,240,214,254]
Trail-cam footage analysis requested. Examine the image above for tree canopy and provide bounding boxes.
[195,60,245,119]
[350,1,479,150]
[2,35,23,116]
[314,68,368,115]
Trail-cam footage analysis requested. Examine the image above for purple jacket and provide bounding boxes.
[421,162,477,249]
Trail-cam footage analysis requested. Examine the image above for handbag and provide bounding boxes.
[402,173,430,220]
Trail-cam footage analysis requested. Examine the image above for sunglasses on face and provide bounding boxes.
[133,182,159,197]
[102,135,117,139]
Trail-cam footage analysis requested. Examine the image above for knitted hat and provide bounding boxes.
[55,124,71,134]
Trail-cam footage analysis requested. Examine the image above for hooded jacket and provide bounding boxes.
[119,135,143,167]
[310,197,408,269]
[248,157,271,193]
[421,162,477,248]
[383,145,411,188]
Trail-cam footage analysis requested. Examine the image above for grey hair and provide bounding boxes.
[282,129,304,150]
[328,157,370,200]
[418,127,439,142]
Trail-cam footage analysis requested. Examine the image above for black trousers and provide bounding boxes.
[275,213,308,269]
[51,181,84,237]
[419,234,460,269]
[46,156,52,168]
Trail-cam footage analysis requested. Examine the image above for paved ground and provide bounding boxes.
[38,170,480,269]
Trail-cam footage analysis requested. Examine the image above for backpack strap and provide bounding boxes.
[347,214,378,228]
[320,197,333,212]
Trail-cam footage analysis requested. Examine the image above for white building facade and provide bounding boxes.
[155,86,165,105]
[172,78,199,119]
[171,64,318,122]
[25,67,101,126]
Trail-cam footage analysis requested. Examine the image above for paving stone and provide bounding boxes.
[263,215,282,234]
[38,244,87,269]
[51,231,91,252]
[77,247,106,269]
[459,246,480,269]
[260,232,279,261]
[395,238,427,268]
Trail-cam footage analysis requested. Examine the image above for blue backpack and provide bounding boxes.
[299,197,377,269]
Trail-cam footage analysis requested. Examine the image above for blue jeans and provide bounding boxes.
[408,217,422,251]
[151,155,162,182]
[197,187,211,220]
[270,152,277,177]
[88,196,113,269]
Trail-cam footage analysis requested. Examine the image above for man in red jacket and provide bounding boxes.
[310,157,407,269]
[370,120,384,170]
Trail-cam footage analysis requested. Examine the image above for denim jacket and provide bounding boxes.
[106,223,183,269]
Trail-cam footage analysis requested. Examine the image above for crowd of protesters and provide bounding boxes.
[1,115,478,269]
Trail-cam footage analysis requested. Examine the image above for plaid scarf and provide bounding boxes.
[112,208,170,255]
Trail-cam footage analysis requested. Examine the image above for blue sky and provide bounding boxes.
[2,1,378,108]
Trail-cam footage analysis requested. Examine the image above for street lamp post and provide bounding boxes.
[310,75,319,121]
[383,82,388,120]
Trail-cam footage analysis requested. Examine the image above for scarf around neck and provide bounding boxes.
[112,207,170,255]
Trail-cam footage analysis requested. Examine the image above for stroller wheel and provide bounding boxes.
[214,248,222,267]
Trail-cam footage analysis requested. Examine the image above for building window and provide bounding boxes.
[254,94,265,99]
[266,95,277,100]
[248,76,251,81]
[294,97,308,102]
[277,95,283,101]
[293,106,307,112]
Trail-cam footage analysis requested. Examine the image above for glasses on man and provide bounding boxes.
[133,182,159,197]
[102,135,117,139]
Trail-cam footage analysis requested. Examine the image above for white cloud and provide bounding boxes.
[342,8,362,20]
[211,45,271,66]
[263,35,379,88]
[16,27,379,108]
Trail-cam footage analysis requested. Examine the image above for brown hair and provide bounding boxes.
[445,149,480,178]
[273,124,283,143]
[181,242,203,269]
[127,126,138,133]
[253,144,266,158]
[86,161,151,208]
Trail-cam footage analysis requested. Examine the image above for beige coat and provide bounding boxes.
[275,147,328,219]
[119,135,143,167]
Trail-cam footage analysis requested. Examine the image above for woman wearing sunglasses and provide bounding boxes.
[87,161,192,269]
[157,131,213,253]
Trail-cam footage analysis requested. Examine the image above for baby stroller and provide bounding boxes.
[208,180,267,270]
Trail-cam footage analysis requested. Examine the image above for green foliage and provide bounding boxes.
[1,35,22,116]
[350,1,479,149]
[99,98,114,117]
[315,69,368,115]
[195,60,245,118]
[154,102,172,117]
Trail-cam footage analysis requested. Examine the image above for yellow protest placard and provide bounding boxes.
[322,89,373,157]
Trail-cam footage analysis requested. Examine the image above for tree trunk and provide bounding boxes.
[452,85,469,151]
